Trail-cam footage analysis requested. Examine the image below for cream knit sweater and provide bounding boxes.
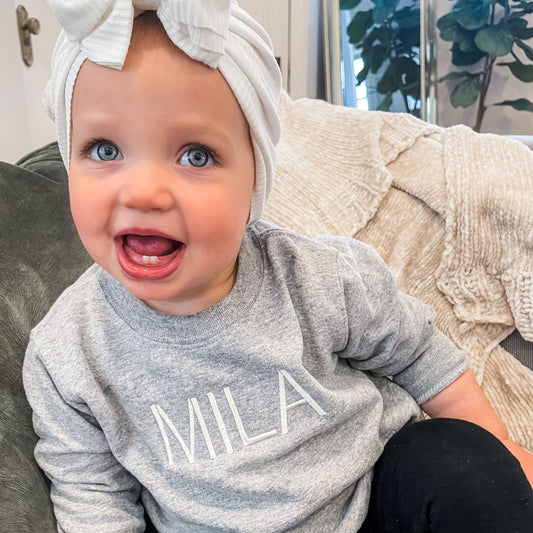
[265,92,533,451]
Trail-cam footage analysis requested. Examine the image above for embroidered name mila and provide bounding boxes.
[150,370,327,465]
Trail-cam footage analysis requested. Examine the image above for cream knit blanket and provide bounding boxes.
[265,92,533,451]
[438,126,533,341]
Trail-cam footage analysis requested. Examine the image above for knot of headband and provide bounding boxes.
[45,0,282,225]
[47,0,232,69]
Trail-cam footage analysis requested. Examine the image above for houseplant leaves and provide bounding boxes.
[450,75,482,107]
[474,24,514,56]
[341,0,421,115]
[451,0,490,30]
[497,60,533,82]
[494,98,533,111]
[340,0,363,9]
[437,0,533,131]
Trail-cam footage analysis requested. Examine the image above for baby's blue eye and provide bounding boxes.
[90,142,121,161]
[180,147,213,168]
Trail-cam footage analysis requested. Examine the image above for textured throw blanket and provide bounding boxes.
[265,92,533,451]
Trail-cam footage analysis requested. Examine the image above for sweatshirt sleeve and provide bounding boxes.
[23,336,145,533]
[334,238,468,405]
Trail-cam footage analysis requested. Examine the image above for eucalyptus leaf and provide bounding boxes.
[451,0,490,31]
[474,24,514,56]
[516,4,533,14]
[340,0,362,9]
[437,12,458,42]
[367,45,389,73]
[372,0,400,25]
[438,70,476,82]
[373,56,418,99]
[347,10,374,45]
[391,57,420,84]
[455,26,478,52]
[363,26,388,47]
[510,27,533,40]
[377,67,398,94]
[394,6,420,29]
[450,75,481,107]
[515,39,533,61]
[377,93,393,111]
[451,42,486,65]
[507,16,528,30]
[402,80,421,100]
[356,63,370,85]
[498,61,533,82]
[397,27,420,49]
[494,98,533,111]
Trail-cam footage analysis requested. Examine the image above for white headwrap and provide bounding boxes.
[44,0,282,224]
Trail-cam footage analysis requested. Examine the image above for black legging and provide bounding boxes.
[359,418,533,532]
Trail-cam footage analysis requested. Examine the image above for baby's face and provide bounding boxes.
[69,22,255,316]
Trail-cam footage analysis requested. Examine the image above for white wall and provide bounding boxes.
[288,0,324,100]
[20,0,61,152]
[238,0,290,91]
[238,0,323,100]
[0,1,28,163]
[0,0,60,163]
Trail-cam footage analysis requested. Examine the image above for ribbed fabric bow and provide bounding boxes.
[46,0,231,69]
[44,0,281,224]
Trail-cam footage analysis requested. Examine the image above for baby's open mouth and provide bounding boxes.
[115,233,185,280]
[123,234,182,265]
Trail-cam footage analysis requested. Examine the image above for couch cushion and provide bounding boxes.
[0,142,91,532]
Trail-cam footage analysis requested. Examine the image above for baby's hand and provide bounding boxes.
[502,439,533,489]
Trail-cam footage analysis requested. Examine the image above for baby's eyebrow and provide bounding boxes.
[71,111,117,130]
[167,119,234,146]
[72,113,234,146]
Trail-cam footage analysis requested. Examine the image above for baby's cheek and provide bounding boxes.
[201,186,250,224]
[69,193,91,230]
[196,201,248,251]
[69,184,107,241]
[70,171,101,207]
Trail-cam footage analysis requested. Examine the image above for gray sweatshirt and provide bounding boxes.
[23,221,468,532]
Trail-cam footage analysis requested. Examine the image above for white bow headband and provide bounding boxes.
[44,0,282,224]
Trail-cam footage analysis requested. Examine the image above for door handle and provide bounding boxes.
[16,4,40,67]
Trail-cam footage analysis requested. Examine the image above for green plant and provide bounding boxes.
[341,0,421,115]
[437,0,533,132]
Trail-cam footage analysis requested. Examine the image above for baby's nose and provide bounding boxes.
[118,166,174,211]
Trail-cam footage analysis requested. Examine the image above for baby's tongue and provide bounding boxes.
[125,234,176,256]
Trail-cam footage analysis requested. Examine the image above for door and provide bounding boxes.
[237,0,290,90]
[0,0,60,163]
[237,0,323,100]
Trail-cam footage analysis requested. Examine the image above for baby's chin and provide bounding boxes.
[119,268,238,317]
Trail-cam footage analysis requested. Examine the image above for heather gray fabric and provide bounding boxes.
[23,221,467,532]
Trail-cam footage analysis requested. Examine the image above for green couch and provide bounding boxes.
[0,143,90,531]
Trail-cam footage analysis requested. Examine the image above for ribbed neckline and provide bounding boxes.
[98,227,264,345]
